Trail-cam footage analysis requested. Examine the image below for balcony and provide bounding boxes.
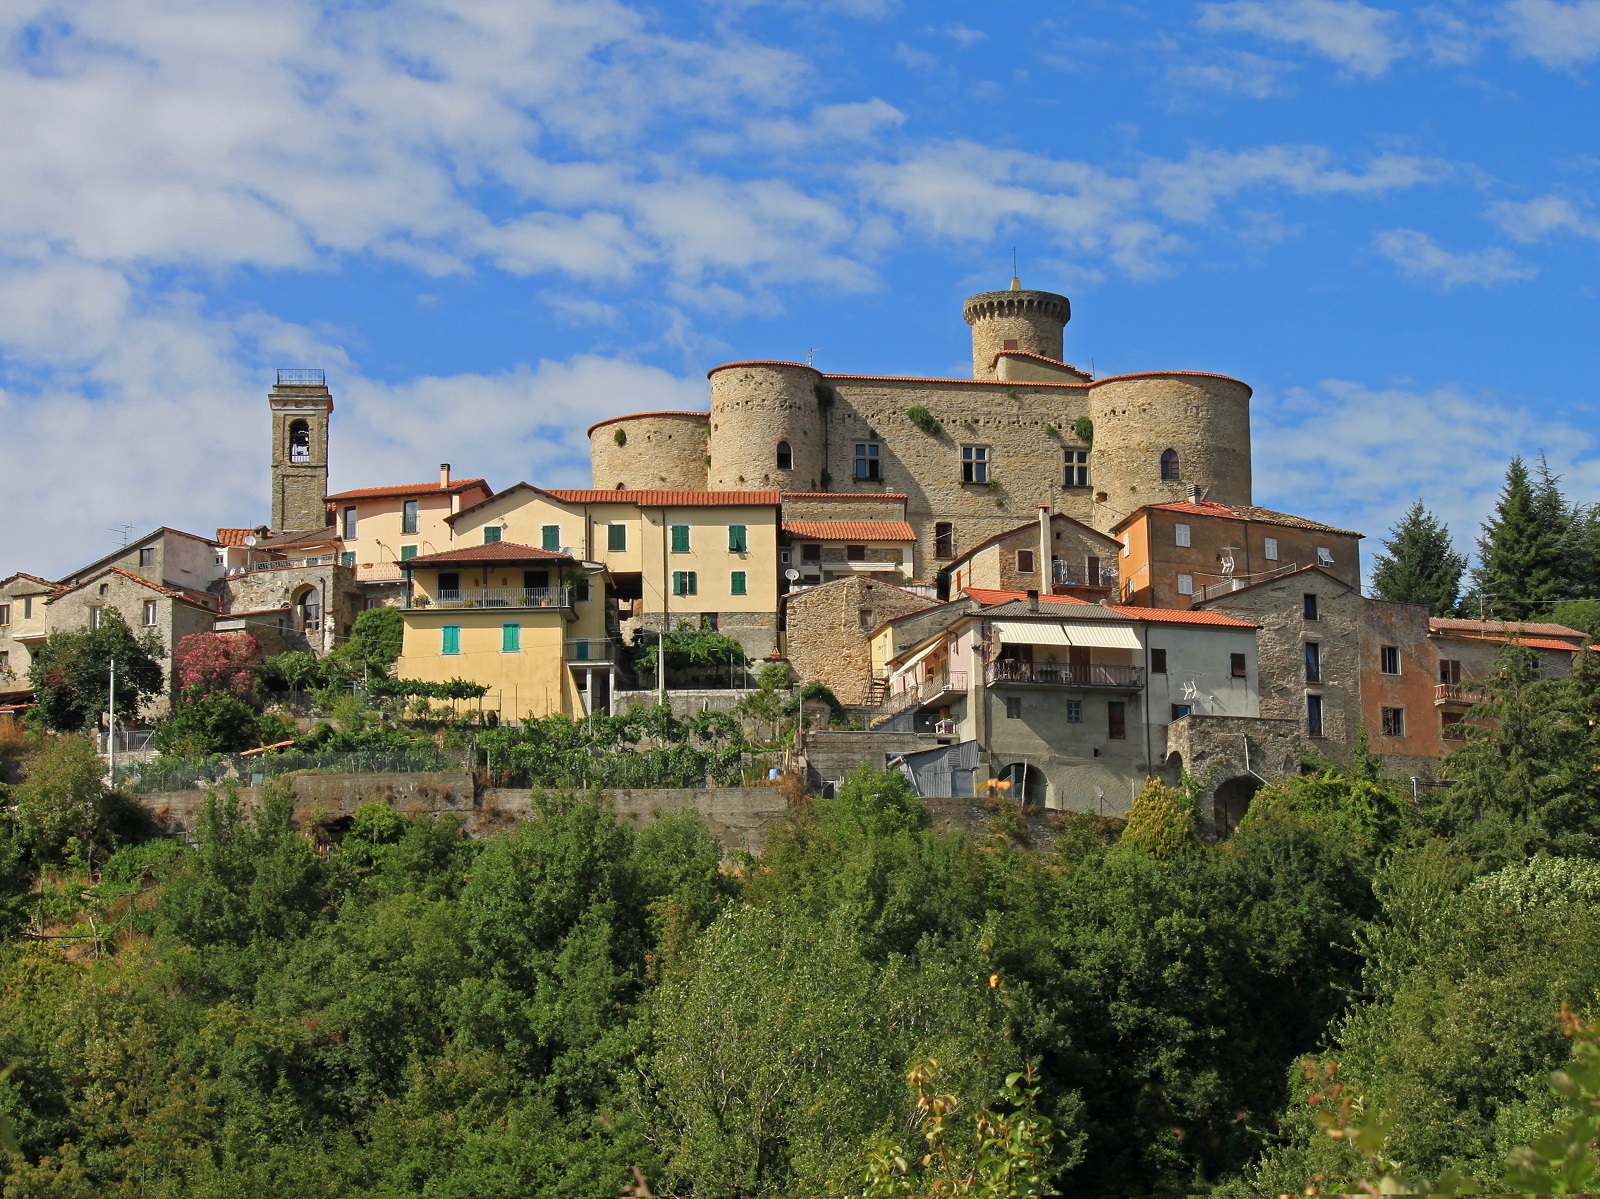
[408,587,573,611]
[986,660,1143,689]
[566,637,619,663]
[1435,682,1486,707]
[1194,563,1300,603]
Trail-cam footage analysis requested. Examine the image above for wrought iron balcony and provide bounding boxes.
[986,660,1143,689]
[276,368,326,386]
[408,587,573,610]
[1435,682,1485,707]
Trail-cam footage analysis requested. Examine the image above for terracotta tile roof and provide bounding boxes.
[545,488,781,507]
[706,360,821,379]
[703,360,1243,393]
[782,491,909,501]
[49,566,218,609]
[964,587,1255,627]
[1118,500,1363,538]
[1444,634,1586,653]
[945,514,1120,570]
[1192,563,1354,605]
[402,542,576,566]
[784,520,916,541]
[585,410,710,437]
[324,478,488,502]
[214,527,266,547]
[1,571,60,591]
[1429,617,1586,640]
[990,349,1090,373]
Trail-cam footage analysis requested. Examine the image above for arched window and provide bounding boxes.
[289,420,311,464]
[776,441,792,470]
[295,587,322,633]
[1160,448,1180,481]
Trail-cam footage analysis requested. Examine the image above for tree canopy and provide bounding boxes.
[27,609,165,731]
[1370,500,1468,616]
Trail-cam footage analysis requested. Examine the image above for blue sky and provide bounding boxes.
[2,0,1599,579]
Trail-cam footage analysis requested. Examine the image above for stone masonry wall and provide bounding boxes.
[963,289,1070,379]
[784,578,937,705]
[213,562,364,655]
[588,413,710,491]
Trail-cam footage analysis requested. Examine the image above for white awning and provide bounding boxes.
[1060,623,1142,650]
[992,620,1141,650]
[993,621,1072,646]
[889,636,946,679]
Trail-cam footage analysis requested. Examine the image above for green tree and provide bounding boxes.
[26,610,165,732]
[5,734,133,865]
[1117,777,1196,857]
[1370,500,1468,616]
[1472,457,1570,619]
[333,605,404,677]
[153,692,275,755]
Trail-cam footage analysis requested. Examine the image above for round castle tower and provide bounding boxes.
[707,361,826,490]
[587,411,710,490]
[963,278,1071,379]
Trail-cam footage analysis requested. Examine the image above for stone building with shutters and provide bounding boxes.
[588,276,1255,583]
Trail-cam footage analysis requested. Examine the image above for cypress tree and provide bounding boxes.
[1370,500,1467,616]
[1471,457,1569,620]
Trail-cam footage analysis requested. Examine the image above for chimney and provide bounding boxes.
[1190,485,1202,506]
[1026,589,1039,613]
[1038,503,1052,593]
[440,463,451,490]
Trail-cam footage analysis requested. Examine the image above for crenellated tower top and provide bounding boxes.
[962,278,1071,379]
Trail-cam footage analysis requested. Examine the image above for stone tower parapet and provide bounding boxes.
[708,361,827,490]
[963,282,1071,379]
[269,369,332,534]
[588,411,710,490]
[1087,372,1252,525]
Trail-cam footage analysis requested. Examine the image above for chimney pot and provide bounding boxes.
[440,463,451,489]
[1190,485,1202,505]
[1026,589,1039,612]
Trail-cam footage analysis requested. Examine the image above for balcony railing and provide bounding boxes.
[1194,563,1300,603]
[277,368,326,386]
[567,638,619,663]
[1435,682,1486,706]
[986,660,1144,689]
[408,587,572,610]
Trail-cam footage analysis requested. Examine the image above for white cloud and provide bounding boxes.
[1255,378,1600,563]
[1373,228,1537,289]
[1502,0,1600,66]
[1198,0,1405,75]
[1165,51,1296,99]
[1490,194,1600,241]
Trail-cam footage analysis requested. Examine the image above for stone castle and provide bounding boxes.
[587,278,1253,578]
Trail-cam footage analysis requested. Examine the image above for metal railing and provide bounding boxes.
[410,587,573,610]
[986,661,1143,689]
[1435,682,1485,706]
[123,745,469,795]
[276,368,326,386]
[566,638,619,662]
[1194,563,1300,603]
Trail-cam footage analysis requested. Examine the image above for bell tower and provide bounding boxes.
[269,368,333,534]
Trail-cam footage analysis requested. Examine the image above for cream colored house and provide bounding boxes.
[0,573,58,698]
[326,465,493,591]
[447,485,783,660]
[392,541,612,719]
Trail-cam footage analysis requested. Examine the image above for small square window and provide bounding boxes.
[607,523,627,552]
[541,525,560,551]
[341,551,356,567]
[502,623,521,653]
[1171,703,1191,720]
[143,600,158,626]
[1380,645,1400,675]
[1381,707,1405,737]
[402,500,419,535]
[847,544,866,561]
[138,547,155,567]
[671,525,690,553]
[1231,652,1248,678]
[731,571,747,596]
[1151,648,1167,674]
[728,525,748,552]
[961,445,989,484]
[801,544,821,562]
[1065,700,1081,723]
[483,526,502,545]
[1177,574,1194,596]
[1174,523,1191,548]
[1263,536,1279,561]
[1005,696,1022,719]
[1016,549,1035,573]
[98,583,109,596]
[673,571,698,596]
[1303,593,1319,620]
[1317,546,1335,567]
[400,545,418,561]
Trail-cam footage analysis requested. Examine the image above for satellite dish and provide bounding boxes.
[243,535,257,548]
[785,568,800,581]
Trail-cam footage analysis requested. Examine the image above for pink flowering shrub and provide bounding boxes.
[175,631,262,701]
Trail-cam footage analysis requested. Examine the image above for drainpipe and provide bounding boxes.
[1038,502,1051,593]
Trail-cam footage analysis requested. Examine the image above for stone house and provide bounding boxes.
[1428,618,1586,751]
[59,526,229,594]
[944,508,1121,600]
[781,577,937,706]
[0,573,58,699]
[1359,599,1444,774]
[210,560,364,657]
[44,568,219,716]
[1114,499,1362,610]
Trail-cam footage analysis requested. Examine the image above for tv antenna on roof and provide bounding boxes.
[109,523,135,547]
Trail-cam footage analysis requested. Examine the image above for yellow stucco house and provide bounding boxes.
[445,484,783,660]
[326,465,494,595]
[393,541,612,719]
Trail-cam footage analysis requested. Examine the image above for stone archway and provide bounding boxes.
[998,762,1049,807]
[1212,774,1263,838]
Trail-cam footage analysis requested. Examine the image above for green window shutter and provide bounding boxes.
[728,525,747,552]
[671,525,690,553]
[340,551,355,567]
[400,545,418,560]
[607,523,626,552]
[442,626,461,655]
[502,624,520,653]
[672,571,684,596]
[575,638,590,661]
[542,525,560,551]
[688,571,698,596]
[484,526,502,544]
[731,571,747,596]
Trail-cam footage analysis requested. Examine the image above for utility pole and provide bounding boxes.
[107,657,116,787]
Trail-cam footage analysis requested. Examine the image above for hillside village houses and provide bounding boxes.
[2,278,1592,829]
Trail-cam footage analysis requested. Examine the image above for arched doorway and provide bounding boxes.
[1213,775,1263,837]
[293,586,322,636]
[998,762,1048,807]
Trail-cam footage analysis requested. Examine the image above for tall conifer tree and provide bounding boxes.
[1471,457,1569,619]
[1370,501,1467,616]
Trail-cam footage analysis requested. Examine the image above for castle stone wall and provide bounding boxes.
[709,363,827,490]
[588,412,709,491]
[962,289,1070,379]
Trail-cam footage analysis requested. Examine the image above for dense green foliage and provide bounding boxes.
[1370,499,1469,616]
[10,657,1600,1195]
[26,611,165,732]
